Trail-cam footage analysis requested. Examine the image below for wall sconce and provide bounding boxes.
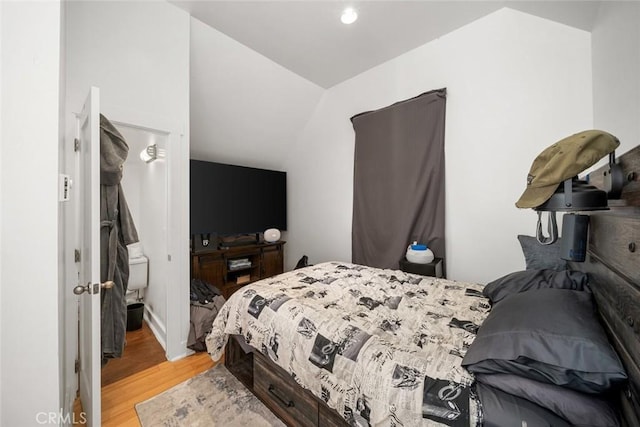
[535,177,608,261]
[140,144,158,163]
[534,154,624,261]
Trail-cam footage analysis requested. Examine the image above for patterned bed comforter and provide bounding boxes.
[206,262,490,427]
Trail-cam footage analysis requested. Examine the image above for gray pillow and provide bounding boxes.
[476,382,571,427]
[518,235,567,271]
[475,373,620,427]
[482,269,590,304]
[462,289,627,393]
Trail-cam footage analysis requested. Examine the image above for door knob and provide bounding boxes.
[73,281,115,295]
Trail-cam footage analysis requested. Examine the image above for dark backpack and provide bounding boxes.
[294,255,309,270]
[190,279,221,304]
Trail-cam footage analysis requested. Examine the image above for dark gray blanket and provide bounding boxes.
[100,114,139,363]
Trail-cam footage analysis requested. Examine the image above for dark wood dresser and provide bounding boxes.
[191,241,285,299]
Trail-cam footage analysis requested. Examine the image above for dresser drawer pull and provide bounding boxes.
[268,384,295,408]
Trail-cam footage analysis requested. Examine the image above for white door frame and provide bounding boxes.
[77,86,102,427]
[60,101,189,425]
[102,105,190,362]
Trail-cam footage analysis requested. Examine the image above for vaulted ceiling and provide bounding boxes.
[170,1,601,88]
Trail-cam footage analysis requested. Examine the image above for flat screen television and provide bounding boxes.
[190,160,287,237]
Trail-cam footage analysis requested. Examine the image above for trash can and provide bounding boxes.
[126,302,144,331]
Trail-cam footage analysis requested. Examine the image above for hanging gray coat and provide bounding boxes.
[100,114,139,363]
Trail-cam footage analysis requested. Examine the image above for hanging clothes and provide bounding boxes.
[100,114,139,364]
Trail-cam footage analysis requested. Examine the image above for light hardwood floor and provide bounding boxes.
[101,351,215,426]
[101,322,168,387]
[74,322,217,426]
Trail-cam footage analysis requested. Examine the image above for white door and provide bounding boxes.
[75,87,102,426]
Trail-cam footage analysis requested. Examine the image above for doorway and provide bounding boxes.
[62,104,191,426]
[101,123,170,385]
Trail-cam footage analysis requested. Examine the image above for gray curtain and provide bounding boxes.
[351,88,446,271]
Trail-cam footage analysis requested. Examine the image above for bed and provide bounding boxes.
[207,262,489,426]
[205,144,640,427]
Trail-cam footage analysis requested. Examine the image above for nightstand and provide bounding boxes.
[399,257,444,278]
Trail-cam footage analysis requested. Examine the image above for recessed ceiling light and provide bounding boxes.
[341,7,358,25]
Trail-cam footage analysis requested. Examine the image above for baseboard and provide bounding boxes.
[167,348,194,362]
[144,307,167,352]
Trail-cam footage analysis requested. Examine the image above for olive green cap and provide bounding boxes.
[515,130,619,209]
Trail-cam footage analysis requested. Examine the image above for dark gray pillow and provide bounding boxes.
[475,373,620,427]
[518,235,567,271]
[476,382,571,427]
[483,269,590,304]
[462,289,627,393]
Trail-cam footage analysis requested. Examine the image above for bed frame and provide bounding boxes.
[224,144,640,427]
[571,144,640,427]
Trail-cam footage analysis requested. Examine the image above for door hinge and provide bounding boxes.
[74,138,80,152]
[74,359,80,373]
[75,249,81,263]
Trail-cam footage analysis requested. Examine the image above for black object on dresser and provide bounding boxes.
[399,257,444,278]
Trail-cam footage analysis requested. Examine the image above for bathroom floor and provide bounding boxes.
[101,320,166,387]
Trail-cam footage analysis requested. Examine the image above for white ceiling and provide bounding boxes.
[170,1,602,88]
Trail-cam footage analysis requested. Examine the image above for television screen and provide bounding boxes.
[190,160,287,236]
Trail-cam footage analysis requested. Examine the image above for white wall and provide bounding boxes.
[284,8,593,283]
[64,0,190,363]
[1,1,62,425]
[189,17,324,171]
[0,2,4,422]
[592,1,640,157]
[0,4,5,422]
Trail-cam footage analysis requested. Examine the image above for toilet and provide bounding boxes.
[126,242,148,331]
[127,242,148,304]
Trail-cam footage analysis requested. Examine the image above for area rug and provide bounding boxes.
[135,364,285,426]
